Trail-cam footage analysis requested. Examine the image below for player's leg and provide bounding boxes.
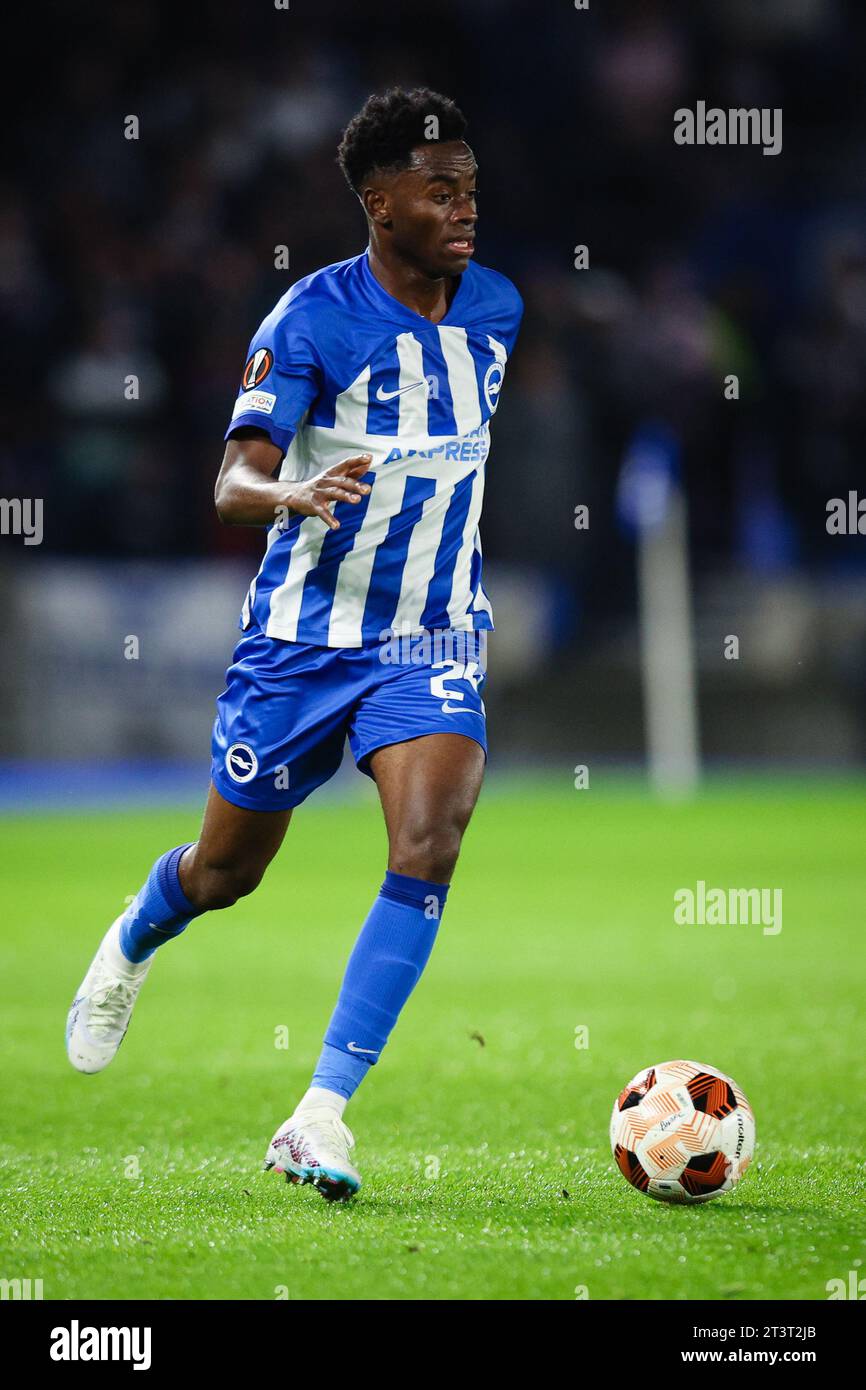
[66,786,291,1074]
[372,730,485,879]
[265,731,484,1200]
[67,622,349,1077]
[312,731,483,1088]
[180,784,293,911]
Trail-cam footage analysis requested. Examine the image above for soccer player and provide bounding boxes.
[66,87,523,1200]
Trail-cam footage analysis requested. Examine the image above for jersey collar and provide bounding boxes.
[361,247,468,327]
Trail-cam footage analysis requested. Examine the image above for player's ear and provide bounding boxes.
[363,186,392,230]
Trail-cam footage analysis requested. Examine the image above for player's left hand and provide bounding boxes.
[284,454,373,530]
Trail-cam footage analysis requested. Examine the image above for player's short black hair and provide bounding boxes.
[337,87,468,194]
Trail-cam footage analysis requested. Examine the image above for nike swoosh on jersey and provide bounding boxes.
[441,702,483,715]
[375,380,427,402]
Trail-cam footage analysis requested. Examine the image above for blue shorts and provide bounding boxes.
[211,624,488,811]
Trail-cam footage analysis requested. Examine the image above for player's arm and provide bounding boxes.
[214,428,372,531]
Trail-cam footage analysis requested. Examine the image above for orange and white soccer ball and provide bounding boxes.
[610,1059,755,1204]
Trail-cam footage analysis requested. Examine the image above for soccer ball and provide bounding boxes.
[610,1059,755,1204]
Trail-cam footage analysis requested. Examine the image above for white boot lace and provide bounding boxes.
[298,1111,355,1152]
[88,978,139,1038]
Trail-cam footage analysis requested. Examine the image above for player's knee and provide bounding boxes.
[185,856,267,911]
[389,820,463,884]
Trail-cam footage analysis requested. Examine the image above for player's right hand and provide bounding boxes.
[284,455,373,530]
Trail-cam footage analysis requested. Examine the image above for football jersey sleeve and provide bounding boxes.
[502,283,524,356]
[225,304,322,454]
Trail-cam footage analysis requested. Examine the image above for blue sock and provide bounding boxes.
[118,844,200,964]
[311,871,449,1101]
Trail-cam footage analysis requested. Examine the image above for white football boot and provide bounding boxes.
[264,1107,361,1202]
[66,916,153,1074]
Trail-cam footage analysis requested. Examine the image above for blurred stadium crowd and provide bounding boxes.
[3,0,865,645]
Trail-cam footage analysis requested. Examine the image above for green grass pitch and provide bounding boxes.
[1,775,863,1301]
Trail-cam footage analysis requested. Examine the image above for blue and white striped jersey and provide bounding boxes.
[225,249,523,647]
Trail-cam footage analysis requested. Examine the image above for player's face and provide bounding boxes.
[382,141,478,277]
